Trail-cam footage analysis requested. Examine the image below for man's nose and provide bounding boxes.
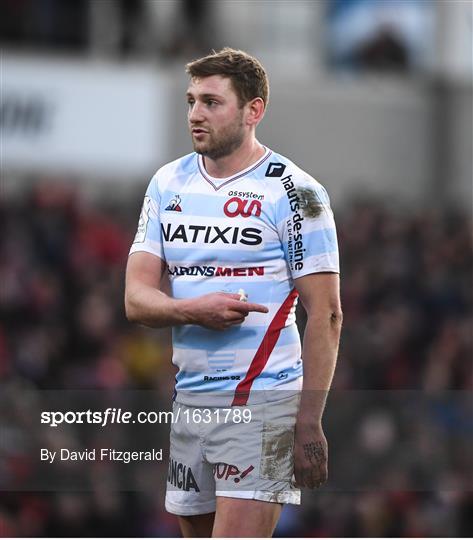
[188,102,205,123]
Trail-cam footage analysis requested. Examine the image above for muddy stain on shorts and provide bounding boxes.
[260,423,295,481]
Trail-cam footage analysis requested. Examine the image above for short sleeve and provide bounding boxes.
[276,175,339,280]
[129,173,165,260]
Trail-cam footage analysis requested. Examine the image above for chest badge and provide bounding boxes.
[165,195,182,212]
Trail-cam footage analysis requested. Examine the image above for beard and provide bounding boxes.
[191,113,245,160]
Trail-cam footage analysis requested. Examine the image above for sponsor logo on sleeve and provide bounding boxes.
[281,175,305,271]
[133,196,151,243]
[265,162,286,177]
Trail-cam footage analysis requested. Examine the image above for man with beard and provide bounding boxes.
[125,48,342,537]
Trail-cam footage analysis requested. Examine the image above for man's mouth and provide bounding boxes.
[191,127,209,135]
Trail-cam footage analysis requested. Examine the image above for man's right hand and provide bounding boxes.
[184,292,268,330]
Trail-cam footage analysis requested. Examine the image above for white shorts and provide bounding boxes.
[165,394,301,516]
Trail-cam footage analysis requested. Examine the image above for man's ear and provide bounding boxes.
[245,97,266,127]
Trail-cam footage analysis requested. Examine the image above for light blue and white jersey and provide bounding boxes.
[130,147,339,406]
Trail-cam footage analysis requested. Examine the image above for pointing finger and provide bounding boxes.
[229,301,268,314]
[246,302,269,314]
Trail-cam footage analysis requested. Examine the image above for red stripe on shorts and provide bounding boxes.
[231,288,299,406]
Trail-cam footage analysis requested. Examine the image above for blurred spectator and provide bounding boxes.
[355,25,409,72]
[0,0,88,51]
[326,0,434,74]
[1,0,218,61]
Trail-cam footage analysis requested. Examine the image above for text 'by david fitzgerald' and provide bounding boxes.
[41,448,163,464]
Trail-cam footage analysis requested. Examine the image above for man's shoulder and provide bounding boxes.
[264,149,326,195]
[152,152,198,185]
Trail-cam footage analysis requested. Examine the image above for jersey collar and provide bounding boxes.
[197,147,272,191]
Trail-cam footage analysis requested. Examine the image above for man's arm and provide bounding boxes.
[125,251,268,330]
[293,272,343,488]
[125,251,185,327]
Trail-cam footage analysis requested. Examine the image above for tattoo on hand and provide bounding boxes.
[303,441,326,465]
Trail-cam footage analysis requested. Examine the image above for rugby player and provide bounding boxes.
[125,48,342,537]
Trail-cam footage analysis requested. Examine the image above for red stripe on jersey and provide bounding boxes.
[231,288,299,406]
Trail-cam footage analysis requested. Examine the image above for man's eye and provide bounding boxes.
[187,100,194,107]
[207,100,217,106]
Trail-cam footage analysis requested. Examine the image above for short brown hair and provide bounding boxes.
[186,47,269,108]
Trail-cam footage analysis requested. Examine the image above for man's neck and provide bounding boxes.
[202,138,265,178]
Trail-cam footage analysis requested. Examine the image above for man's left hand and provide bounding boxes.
[293,422,328,489]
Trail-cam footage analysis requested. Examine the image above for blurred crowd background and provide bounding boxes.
[1,0,472,537]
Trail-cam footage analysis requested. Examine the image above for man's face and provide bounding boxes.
[186,75,246,160]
